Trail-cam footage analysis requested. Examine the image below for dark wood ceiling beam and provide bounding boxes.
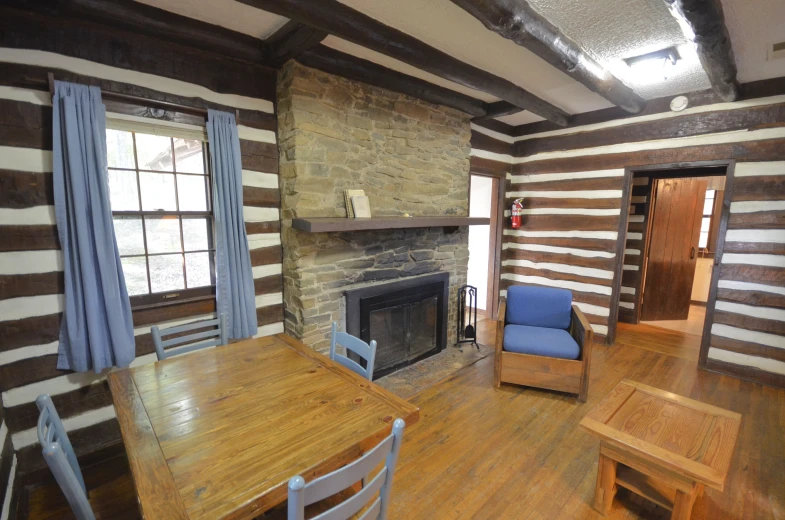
[237,0,571,126]
[297,46,487,117]
[473,101,524,122]
[663,0,740,102]
[450,0,646,114]
[11,0,266,63]
[263,20,328,67]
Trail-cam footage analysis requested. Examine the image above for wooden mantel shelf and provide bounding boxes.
[291,216,490,233]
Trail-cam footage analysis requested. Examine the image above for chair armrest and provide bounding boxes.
[570,305,593,352]
[494,298,507,387]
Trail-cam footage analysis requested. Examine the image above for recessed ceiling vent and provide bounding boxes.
[769,41,785,61]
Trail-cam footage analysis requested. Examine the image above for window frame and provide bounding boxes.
[107,122,217,308]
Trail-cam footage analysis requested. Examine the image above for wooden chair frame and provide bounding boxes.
[330,321,377,381]
[152,313,228,361]
[494,299,594,402]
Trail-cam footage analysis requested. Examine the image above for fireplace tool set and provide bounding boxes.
[456,285,479,351]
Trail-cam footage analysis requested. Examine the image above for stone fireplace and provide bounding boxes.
[277,61,470,364]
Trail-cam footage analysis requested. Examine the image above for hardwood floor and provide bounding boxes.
[18,322,784,519]
[389,322,784,519]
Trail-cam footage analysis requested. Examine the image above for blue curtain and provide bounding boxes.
[52,81,135,372]
[207,110,258,339]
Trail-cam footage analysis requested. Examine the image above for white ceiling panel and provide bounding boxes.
[495,112,545,126]
[322,37,499,102]
[722,0,785,82]
[135,0,289,39]
[526,0,711,99]
[335,0,612,114]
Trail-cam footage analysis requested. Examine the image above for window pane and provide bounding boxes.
[120,256,148,296]
[177,175,208,211]
[107,169,140,211]
[139,172,177,211]
[145,217,182,254]
[149,254,185,293]
[703,199,714,215]
[113,217,145,255]
[185,252,211,288]
[135,134,174,172]
[182,218,209,251]
[700,217,711,233]
[106,129,135,169]
[699,231,709,249]
[174,139,205,174]
[706,189,715,200]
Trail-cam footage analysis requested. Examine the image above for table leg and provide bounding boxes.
[671,484,701,520]
[593,454,617,515]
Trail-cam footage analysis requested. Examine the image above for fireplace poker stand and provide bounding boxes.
[456,285,479,351]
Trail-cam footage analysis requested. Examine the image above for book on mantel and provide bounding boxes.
[344,189,365,218]
[350,195,371,218]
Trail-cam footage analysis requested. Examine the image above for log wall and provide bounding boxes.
[0,13,282,504]
[473,90,785,386]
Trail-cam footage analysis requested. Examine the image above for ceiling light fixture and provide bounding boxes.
[625,47,680,84]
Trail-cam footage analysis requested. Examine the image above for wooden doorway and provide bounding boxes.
[640,178,707,321]
[467,174,504,319]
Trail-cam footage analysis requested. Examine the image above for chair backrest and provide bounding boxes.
[152,313,228,361]
[36,395,96,520]
[506,285,572,330]
[330,321,377,381]
[288,418,405,520]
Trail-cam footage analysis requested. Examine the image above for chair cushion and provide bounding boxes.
[503,324,581,360]
[506,285,572,329]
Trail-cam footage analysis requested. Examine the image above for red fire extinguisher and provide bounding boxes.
[511,198,524,229]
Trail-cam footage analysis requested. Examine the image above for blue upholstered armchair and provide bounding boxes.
[495,285,594,402]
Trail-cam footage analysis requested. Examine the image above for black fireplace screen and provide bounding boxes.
[345,272,449,379]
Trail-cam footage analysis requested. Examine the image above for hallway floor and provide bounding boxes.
[641,304,707,336]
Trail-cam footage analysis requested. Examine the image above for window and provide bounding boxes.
[698,189,715,249]
[106,127,215,306]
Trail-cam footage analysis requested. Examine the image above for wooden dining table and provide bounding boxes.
[107,333,420,520]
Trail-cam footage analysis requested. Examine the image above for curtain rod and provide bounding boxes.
[47,72,240,120]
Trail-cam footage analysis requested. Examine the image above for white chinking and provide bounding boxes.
[708,347,785,376]
[505,242,615,258]
[243,206,279,222]
[503,258,613,280]
[501,273,612,295]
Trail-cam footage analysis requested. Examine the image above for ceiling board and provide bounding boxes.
[495,111,545,126]
[134,0,289,39]
[322,36,499,103]
[525,0,711,99]
[722,0,785,82]
[335,0,613,114]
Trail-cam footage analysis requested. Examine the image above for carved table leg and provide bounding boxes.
[593,453,617,515]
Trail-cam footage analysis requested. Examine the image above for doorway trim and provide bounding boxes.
[469,171,505,320]
[615,159,735,370]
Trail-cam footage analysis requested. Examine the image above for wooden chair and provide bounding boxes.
[495,285,594,402]
[287,418,406,520]
[152,313,228,361]
[330,321,377,381]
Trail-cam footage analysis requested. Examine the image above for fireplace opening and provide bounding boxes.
[345,272,449,379]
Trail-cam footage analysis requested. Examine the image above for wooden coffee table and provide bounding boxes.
[580,380,741,519]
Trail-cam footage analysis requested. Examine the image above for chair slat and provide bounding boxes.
[157,317,220,336]
[332,355,369,380]
[289,418,405,520]
[165,338,221,358]
[311,467,387,520]
[161,327,221,348]
[358,497,381,520]
[334,331,373,359]
[305,434,394,504]
[330,322,377,381]
[153,314,227,361]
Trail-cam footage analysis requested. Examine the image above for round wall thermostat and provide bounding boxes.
[670,96,689,112]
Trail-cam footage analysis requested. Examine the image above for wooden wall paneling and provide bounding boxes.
[699,162,736,367]
[511,139,785,175]
[607,169,633,344]
[514,102,785,158]
[470,156,509,178]
[0,7,277,102]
